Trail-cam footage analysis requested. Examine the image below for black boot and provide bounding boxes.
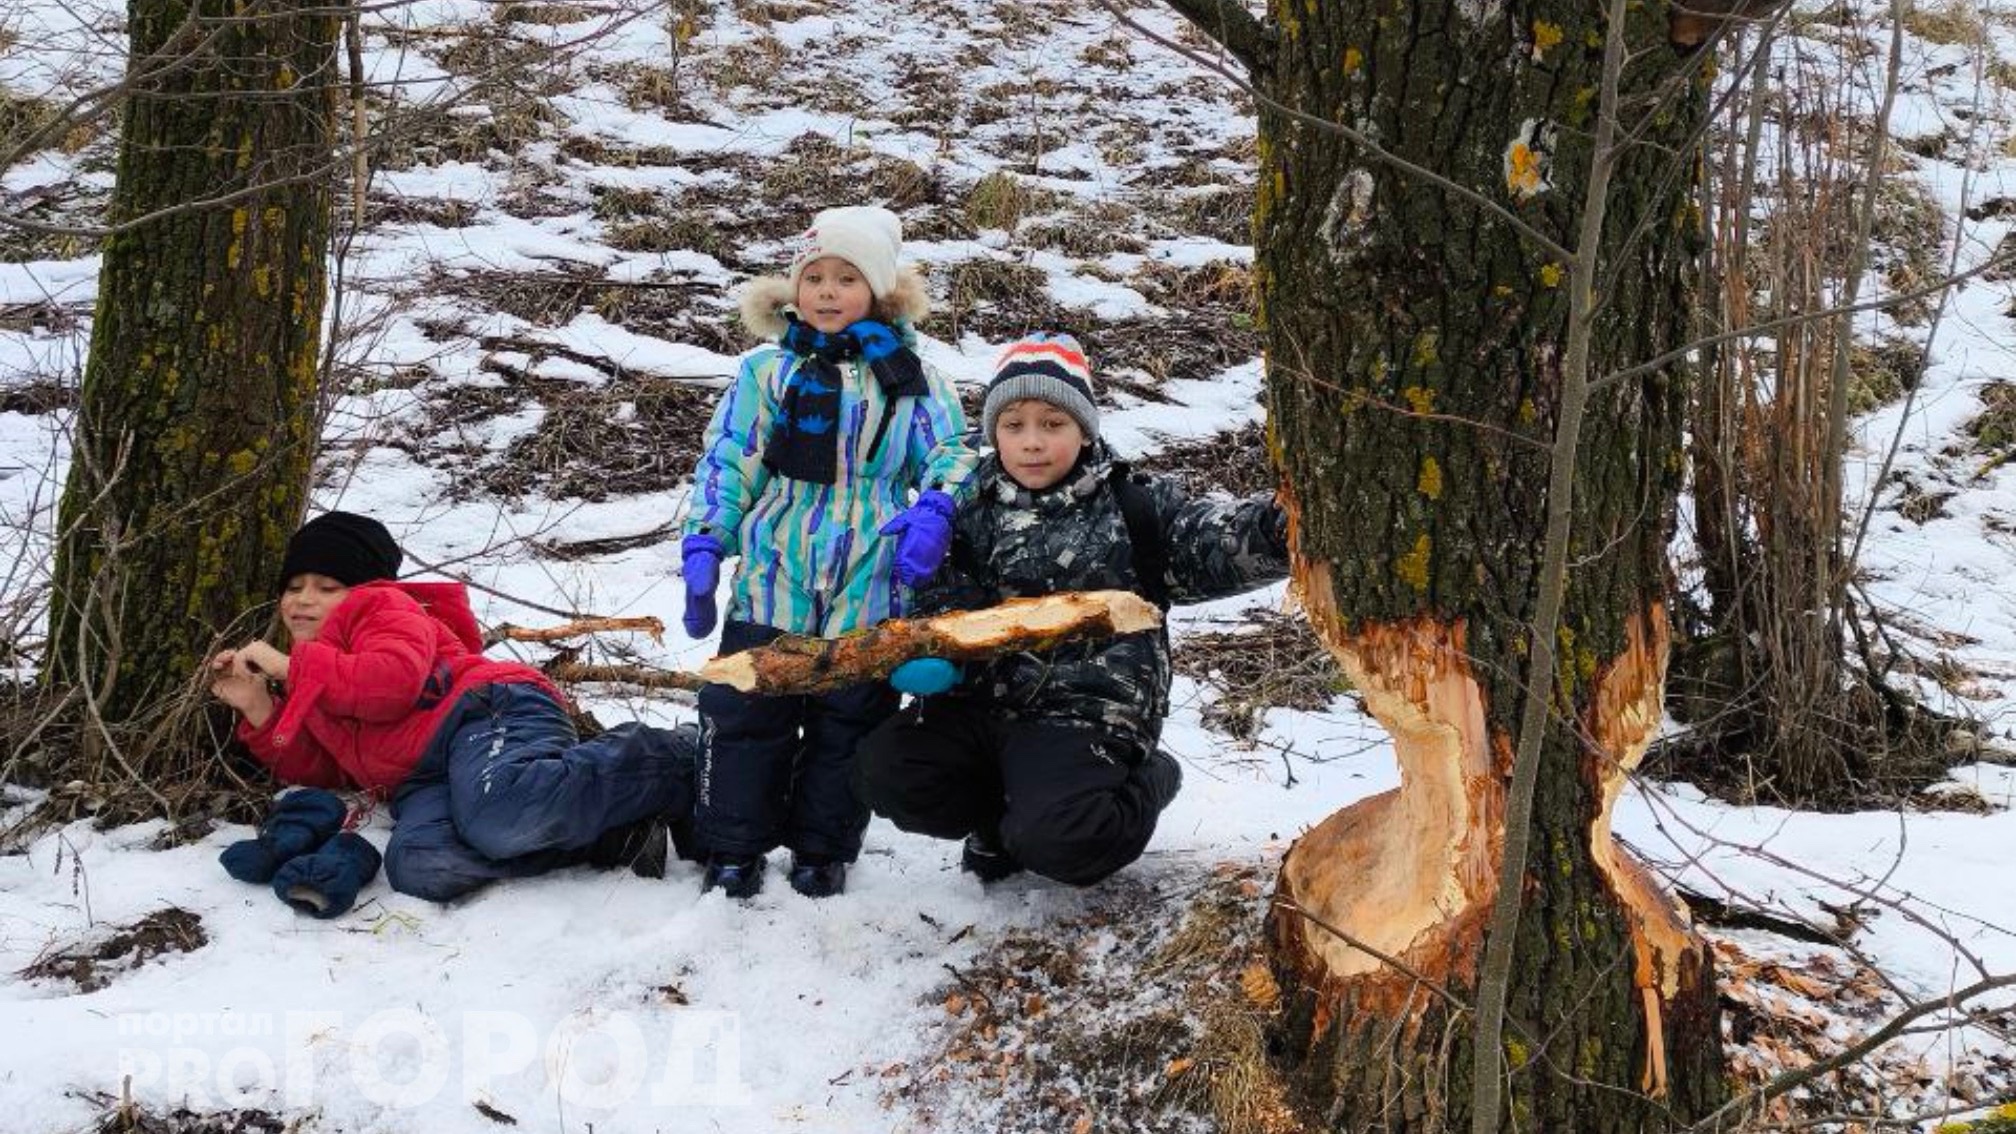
[701,854,765,899]
[586,817,670,879]
[960,829,1023,883]
[786,855,848,898]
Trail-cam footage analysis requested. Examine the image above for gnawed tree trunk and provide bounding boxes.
[1164,0,1732,1127]
[48,0,340,749]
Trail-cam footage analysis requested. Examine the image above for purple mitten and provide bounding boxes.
[878,490,956,586]
[681,533,724,638]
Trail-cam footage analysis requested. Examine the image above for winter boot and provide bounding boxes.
[586,816,670,879]
[701,854,765,899]
[960,829,1023,883]
[220,789,348,884]
[272,832,383,918]
[786,855,848,898]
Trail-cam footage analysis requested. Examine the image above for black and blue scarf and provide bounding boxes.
[764,315,929,485]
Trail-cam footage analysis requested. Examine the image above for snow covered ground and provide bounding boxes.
[4,0,2016,1129]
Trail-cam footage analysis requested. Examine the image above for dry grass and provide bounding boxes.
[1173,606,1347,741]
[1902,0,1989,46]
[20,907,207,993]
[1162,185,1255,246]
[1962,380,2016,469]
[1023,201,1148,257]
[891,865,1300,1133]
[1131,422,1275,497]
[69,1090,288,1134]
[928,257,1068,343]
[964,170,1052,231]
[493,2,593,25]
[373,27,571,171]
[1,89,59,162]
[459,373,715,502]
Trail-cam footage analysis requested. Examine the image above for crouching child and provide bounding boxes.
[853,334,1291,886]
[209,511,697,914]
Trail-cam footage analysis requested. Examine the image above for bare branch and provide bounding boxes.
[1158,0,1271,71]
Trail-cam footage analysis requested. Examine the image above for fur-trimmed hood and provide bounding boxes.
[737,264,931,342]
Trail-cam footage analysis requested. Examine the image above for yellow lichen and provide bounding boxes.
[1539,262,1564,288]
[1531,20,1563,57]
[1395,532,1432,591]
[1403,385,1435,415]
[1518,398,1538,424]
[1418,455,1443,499]
[1410,331,1439,367]
[1343,45,1363,73]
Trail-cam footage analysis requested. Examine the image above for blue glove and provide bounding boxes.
[272,832,382,918]
[890,658,960,696]
[219,788,347,883]
[681,533,723,638]
[879,490,956,587]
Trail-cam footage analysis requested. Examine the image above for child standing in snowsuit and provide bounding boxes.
[681,206,976,899]
[854,334,1291,886]
[210,511,696,914]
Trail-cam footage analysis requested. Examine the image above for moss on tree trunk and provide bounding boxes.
[48,0,337,743]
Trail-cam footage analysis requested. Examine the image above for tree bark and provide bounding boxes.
[48,0,339,743]
[1176,0,1728,1125]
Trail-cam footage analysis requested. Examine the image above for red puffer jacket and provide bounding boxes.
[238,580,564,796]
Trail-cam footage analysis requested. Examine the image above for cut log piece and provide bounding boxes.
[699,590,1161,695]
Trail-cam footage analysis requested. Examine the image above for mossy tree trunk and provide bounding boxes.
[48,0,338,752]
[1166,0,1731,1128]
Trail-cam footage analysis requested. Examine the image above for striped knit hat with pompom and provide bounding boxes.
[982,332,1099,441]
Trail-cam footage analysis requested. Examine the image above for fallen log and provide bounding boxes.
[699,589,1162,695]
[536,590,1160,698]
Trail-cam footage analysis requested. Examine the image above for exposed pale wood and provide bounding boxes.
[1277,562,1500,993]
[699,590,1161,695]
[1586,607,1697,1097]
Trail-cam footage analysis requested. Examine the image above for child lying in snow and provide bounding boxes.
[209,511,696,915]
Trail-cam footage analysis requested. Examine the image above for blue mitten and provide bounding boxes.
[681,533,724,638]
[272,832,383,919]
[219,788,347,884]
[878,491,956,586]
[890,658,961,696]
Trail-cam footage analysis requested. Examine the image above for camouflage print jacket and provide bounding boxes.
[912,443,1290,759]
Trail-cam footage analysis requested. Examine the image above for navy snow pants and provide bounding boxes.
[383,682,695,902]
[695,620,898,862]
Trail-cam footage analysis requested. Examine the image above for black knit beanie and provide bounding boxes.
[278,512,402,592]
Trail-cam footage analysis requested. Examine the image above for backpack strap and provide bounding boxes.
[1108,462,1170,610]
